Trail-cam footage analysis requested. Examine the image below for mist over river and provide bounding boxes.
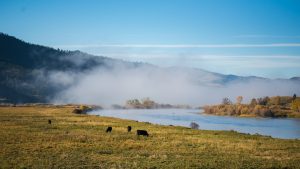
[89,109,300,139]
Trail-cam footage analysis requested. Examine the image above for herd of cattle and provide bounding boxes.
[48,119,149,137]
[106,126,149,136]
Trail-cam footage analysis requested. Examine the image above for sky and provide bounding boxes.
[1,0,300,78]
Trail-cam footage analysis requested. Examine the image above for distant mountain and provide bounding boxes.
[0,33,128,71]
[290,77,300,81]
[0,33,138,103]
[0,33,299,104]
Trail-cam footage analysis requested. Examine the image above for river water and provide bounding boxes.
[89,109,300,139]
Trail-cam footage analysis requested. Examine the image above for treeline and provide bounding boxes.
[203,94,300,118]
[112,98,191,109]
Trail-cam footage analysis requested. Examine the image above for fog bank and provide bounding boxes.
[48,62,300,107]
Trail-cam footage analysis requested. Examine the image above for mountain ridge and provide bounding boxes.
[0,33,299,104]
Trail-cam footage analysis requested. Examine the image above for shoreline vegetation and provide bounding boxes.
[203,95,300,118]
[117,98,192,109]
[0,106,299,168]
[0,97,192,110]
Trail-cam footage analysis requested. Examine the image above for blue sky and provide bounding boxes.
[1,0,300,78]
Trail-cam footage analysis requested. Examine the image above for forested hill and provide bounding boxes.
[0,33,129,103]
[0,33,118,71]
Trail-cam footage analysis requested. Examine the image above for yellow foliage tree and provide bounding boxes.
[291,99,300,112]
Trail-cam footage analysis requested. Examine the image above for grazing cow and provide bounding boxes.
[48,119,51,124]
[137,130,149,137]
[106,126,112,133]
[127,126,132,132]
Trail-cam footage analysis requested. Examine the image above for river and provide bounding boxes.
[89,109,300,139]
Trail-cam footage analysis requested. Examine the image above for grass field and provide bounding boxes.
[0,106,300,169]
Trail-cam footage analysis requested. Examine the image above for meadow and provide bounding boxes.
[0,106,300,169]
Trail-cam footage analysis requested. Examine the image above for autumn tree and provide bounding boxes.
[291,99,300,112]
[126,99,142,108]
[141,97,156,109]
[250,98,257,106]
[274,96,281,105]
[257,97,270,105]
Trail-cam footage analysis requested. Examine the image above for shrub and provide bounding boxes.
[80,105,89,111]
[72,108,83,114]
[259,108,274,117]
[190,122,199,129]
[72,105,93,114]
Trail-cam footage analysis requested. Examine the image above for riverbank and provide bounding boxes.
[203,104,300,118]
[203,96,300,118]
[1,106,300,168]
[91,108,300,139]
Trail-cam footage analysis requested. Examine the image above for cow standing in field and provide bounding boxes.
[48,119,52,124]
[127,126,132,132]
[137,130,149,137]
[106,126,112,133]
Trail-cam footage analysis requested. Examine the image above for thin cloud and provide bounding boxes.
[85,53,300,78]
[56,43,300,49]
[235,35,300,39]
[102,54,300,60]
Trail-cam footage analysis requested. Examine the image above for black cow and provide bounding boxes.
[137,130,149,137]
[48,119,52,124]
[106,126,112,133]
[127,126,132,132]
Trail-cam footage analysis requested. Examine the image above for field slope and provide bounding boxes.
[0,106,299,169]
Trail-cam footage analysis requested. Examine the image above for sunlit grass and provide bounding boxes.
[0,106,299,168]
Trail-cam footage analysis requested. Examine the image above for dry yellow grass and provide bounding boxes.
[0,106,300,169]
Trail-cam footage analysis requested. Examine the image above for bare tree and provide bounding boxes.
[236,96,243,104]
[222,97,232,105]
